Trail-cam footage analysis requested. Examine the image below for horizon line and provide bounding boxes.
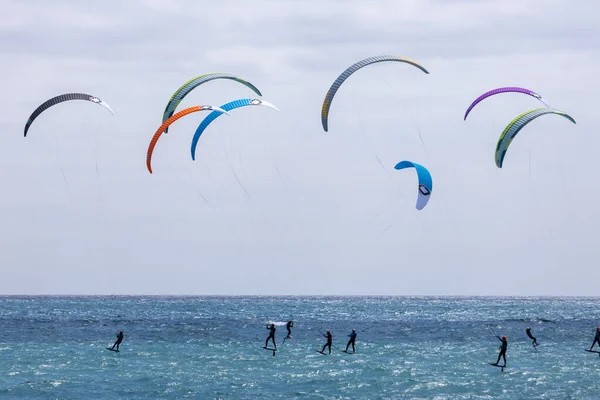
[1,294,599,298]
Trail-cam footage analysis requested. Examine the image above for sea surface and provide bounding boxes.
[1,296,599,399]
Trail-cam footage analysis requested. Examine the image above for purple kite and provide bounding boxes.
[463,87,550,120]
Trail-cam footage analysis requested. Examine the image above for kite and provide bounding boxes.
[190,98,279,160]
[146,105,228,174]
[464,87,549,120]
[321,55,429,132]
[24,93,114,137]
[495,108,576,168]
[394,161,433,210]
[162,73,261,133]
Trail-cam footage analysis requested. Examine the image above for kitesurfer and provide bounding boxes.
[589,327,600,351]
[494,335,508,366]
[526,326,538,347]
[321,330,333,354]
[265,323,277,350]
[111,330,124,351]
[345,329,357,353]
[283,321,294,342]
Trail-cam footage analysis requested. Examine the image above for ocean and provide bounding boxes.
[0,296,599,399]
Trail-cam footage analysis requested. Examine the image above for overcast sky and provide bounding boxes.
[0,0,598,296]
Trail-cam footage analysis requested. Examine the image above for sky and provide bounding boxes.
[0,0,598,296]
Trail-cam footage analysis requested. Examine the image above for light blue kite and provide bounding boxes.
[394,161,433,210]
[190,98,279,160]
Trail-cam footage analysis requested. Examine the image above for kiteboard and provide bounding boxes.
[262,346,277,351]
[585,349,600,354]
[105,347,119,352]
[315,350,326,355]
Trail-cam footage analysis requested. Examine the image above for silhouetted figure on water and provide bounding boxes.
[526,326,538,347]
[493,335,508,366]
[345,329,357,353]
[111,331,124,351]
[589,327,600,351]
[283,321,294,343]
[265,323,277,350]
[320,330,332,355]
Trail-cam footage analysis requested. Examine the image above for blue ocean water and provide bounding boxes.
[1,296,599,399]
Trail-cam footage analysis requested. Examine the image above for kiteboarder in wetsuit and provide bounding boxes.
[345,329,357,353]
[265,323,277,350]
[283,321,294,343]
[111,330,124,351]
[321,330,333,354]
[589,327,600,351]
[494,335,508,366]
[526,326,538,347]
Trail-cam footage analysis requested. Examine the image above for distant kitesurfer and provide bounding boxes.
[321,330,333,354]
[283,321,294,342]
[345,329,357,353]
[589,327,600,351]
[265,323,277,350]
[111,330,124,351]
[526,326,538,347]
[494,335,508,366]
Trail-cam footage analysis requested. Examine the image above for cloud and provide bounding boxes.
[0,0,598,295]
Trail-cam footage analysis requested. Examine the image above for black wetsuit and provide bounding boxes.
[526,328,538,346]
[265,324,277,349]
[111,331,124,351]
[345,330,357,353]
[495,336,507,366]
[285,321,294,340]
[321,331,332,354]
[590,329,600,351]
